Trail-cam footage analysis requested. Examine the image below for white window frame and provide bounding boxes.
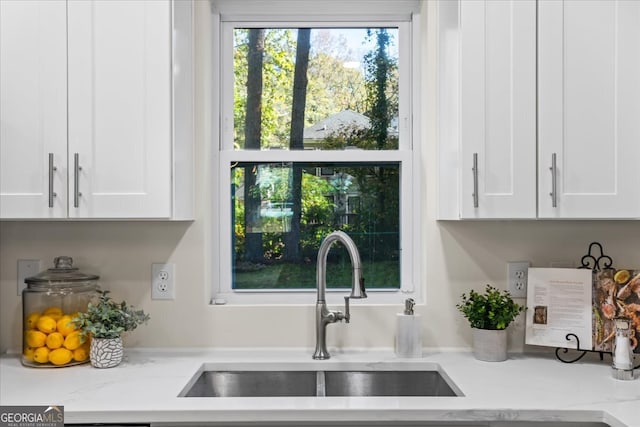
[210,0,423,305]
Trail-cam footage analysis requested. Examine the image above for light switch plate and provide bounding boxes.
[18,259,41,296]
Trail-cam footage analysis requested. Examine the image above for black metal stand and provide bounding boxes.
[553,242,639,370]
[577,241,614,272]
[555,333,608,364]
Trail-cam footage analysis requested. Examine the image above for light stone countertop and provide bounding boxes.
[0,349,638,426]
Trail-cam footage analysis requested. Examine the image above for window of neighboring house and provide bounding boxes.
[212,2,421,305]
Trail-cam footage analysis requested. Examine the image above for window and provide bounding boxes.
[212,1,422,305]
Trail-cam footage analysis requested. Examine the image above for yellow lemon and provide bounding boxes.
[23,347,36,362]
[45,332,65,350]
[36,315,57,334]
[56,315,77,337]
[25,312,41,329]
[614,269,630,284]
[49,348,73,366]
[42,306,63,321]
[63,331,83,350]
[25,330,47,348]
[72,345,89,362]
[33,346,50,364]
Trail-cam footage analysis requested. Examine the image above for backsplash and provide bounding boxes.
[2,219,638,353]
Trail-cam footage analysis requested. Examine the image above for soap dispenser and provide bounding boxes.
[395,298,422,358]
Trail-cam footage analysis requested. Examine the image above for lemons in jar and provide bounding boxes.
[42,306,64,321]
[49,348,73,366]
[72,344,90,362]
[25,312,40,329]
[56,315,77,337]
[25,330,47,348]
[24,307,89,366]
[36,315,57,334]
[33,346,50,364]
[45,332,65,349]
[23,347,36,362]
[63,331,83,350]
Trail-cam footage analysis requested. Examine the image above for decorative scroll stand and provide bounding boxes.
[554,242,640,370]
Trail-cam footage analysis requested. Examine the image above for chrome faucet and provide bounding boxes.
[313,231,367,360]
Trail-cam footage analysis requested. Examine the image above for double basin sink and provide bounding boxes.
[179,363,462,398]
[177,363,612,427]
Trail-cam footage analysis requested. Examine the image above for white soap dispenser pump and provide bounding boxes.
[395,298,422,358]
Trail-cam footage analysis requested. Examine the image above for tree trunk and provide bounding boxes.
[244,29,265,262]
[284,29,311,262]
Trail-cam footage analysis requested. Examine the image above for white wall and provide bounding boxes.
[1,1,639,354]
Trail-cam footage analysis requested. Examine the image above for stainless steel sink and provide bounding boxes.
[181,370,318,397]
[179,367,462,397]
[323,370,458,397]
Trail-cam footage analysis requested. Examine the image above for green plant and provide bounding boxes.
[456,284,524,330]
[73,290,150,339]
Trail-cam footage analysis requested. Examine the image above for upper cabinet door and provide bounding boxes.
[0,0,68,219]
[459,0,537,219]
[67,0,172,218]
[538,0,640,219]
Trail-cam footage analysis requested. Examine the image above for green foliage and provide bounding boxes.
[233,168,336,261]
[234,28,369,149]
[456,285,524,330]
[363,29,397,149]
[235,260,399,289]
[73,291,150,339]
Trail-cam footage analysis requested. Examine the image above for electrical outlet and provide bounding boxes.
[17,259,41,296]
[151,263,175,300]
[508,261,530,298]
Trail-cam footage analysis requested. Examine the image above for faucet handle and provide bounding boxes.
[343,296,351,323]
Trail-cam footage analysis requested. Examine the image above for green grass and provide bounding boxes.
[234,260,399,290]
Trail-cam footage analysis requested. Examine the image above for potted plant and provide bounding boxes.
[73,290,150,368]
[456,284,524,362]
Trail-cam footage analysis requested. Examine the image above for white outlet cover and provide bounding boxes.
[508,261,530,298]
[151,263,175,300]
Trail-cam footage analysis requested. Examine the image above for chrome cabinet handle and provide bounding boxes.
[48,153,57,208]
[73,153,82,208]
[472,153,479,208]
[549,153,557,208]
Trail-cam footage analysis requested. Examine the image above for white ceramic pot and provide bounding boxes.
[90,337,124,368]
[471,328,507,362]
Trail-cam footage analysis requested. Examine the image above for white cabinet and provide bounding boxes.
[439,0,537,220]
[0,0,194,220]
[458,0,537,219]
[0,0,68,218]
[538,0,640,219]
[67,0,172,218]
[439,0,640,220]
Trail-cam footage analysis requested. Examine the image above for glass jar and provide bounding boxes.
[22,256,99,367]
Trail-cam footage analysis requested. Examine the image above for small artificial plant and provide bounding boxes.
[456,284,524,330]
[73,290,150,339]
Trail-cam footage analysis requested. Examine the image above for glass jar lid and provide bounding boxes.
[25,256,99,284]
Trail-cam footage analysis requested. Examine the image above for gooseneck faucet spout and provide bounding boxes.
[313,231,366,360]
